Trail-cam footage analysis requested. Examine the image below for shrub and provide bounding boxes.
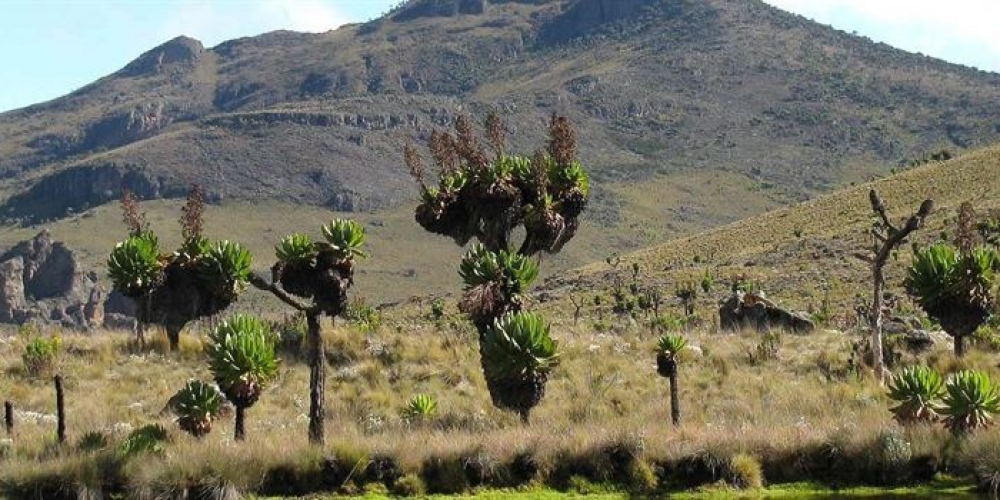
[873,429,912,485]
[344,296,381,332]
[430,297,446,320]
[401,394,438,423]
[392,473,426,497]
[421,454,469,494]
[170,380,224,437]
[727,453,764,489]
[76,431,109,453]
[117,424,168,459]
[22,335,60,377]
[748,332,780,365]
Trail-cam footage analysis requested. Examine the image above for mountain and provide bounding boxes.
[1,0,999,293]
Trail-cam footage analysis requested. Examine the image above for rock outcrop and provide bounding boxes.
[0,231,103,329]
[719,290,815,333]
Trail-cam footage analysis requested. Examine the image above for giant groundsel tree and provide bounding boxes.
[405,113,589,422]
[108,186,252,351]
[248,218,367,444]
[905,203,999,357]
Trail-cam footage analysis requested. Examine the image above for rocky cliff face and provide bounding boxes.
[2,162,185,222]
[0,231,103,329]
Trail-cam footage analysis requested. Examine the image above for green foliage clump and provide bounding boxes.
[199,240,253,301]
[481,312,559,422]
[22,335,60,378]
[392,473,427,497]
[942,370,1000,435]
[343,296,381,332]
[402,394,438,423]
[275,233,317,265]
[887,366,944,424]
[206,314,280,409]
[321,219,368,260]
[171,380,225,437]
[76,431,110,452]
[656,334,687,378]
[117,424,168,459]
[107,232,161,298]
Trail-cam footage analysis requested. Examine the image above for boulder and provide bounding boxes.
[0,231,102,329]
[719,290,815,333]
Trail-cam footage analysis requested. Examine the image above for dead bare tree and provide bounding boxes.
[860,189,933,383]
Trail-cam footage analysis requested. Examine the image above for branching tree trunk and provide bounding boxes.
[863,190,933,384]
[249,272,329,445]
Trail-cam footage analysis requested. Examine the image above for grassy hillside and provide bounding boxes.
[541,143,1000,323]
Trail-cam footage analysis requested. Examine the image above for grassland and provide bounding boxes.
[2,304,1000,498]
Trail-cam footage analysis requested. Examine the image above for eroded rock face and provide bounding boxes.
[0,231,103,329]
[0,258,25,323]
[719,290,815,333]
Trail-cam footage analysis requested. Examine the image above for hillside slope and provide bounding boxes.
[1,0,999,239]
[541,143,1000,321]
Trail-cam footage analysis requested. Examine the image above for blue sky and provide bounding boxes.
[1,0,997,113]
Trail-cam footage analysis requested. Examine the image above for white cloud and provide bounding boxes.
[258,0,349,33]
[763,0,1000,72]
[158,0,350,46]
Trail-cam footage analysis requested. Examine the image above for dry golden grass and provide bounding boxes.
[1,300,998,496]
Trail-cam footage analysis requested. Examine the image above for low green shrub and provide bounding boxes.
[727,453,764,489]
[22,335,60,377]
[392,473,426,497]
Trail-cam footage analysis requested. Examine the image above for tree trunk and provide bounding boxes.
[955,335,966,358]
[871,265,887,383]
[307,311,325,445]
[519,410,530,425]
[234,405,246,441]
[669,371,680,426]
[54,375,65,444]
[4,400,13,435]
[167,326,180,352]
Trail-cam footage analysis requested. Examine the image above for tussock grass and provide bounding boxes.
[1,306,997,497]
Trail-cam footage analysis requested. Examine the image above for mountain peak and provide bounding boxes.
[121,35,204,76]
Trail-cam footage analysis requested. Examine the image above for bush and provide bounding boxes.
[344,296,382,332]
[117,424,168,460]
[76,431,109,452]
[873,429,912,485]
[960,432,1000,495]
[22,335,60,377]
[626,459,659,494]
[421,454,469,494]
[392,473,426,497]
[727,453,763,489]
